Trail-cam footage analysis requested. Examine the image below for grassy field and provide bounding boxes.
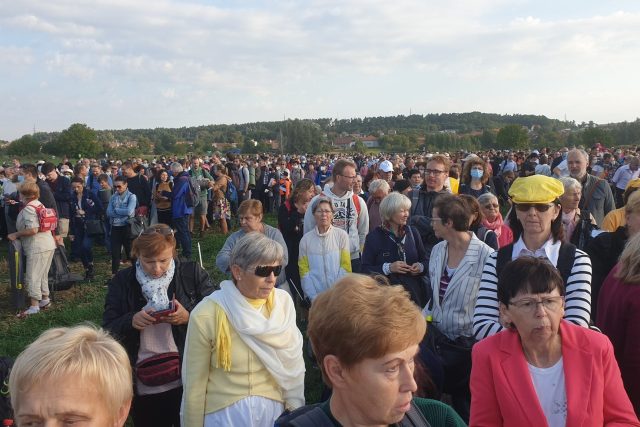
[0,213,323,403]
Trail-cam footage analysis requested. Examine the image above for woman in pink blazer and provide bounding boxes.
[470,257,638,427]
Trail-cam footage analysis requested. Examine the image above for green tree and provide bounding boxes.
[44,123,99,157]
[480,129,496,148]
[353,140,366,154]
[581,127,613,148]
[7,135,41,156]
[496,125,529,150]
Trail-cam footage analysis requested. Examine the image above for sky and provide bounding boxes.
[1,0,640,141]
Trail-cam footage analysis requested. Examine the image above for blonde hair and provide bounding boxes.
[18,180,39,200]
[615,232,640,284]
[308,274,426,386]
[9,325,133,417]
[625,190,640,215]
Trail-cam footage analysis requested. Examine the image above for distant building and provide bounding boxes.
[334,136,355,147]
[362,135,379,148]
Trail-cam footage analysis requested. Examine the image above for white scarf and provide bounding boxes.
[208,280,305,409]
[136,259,176,312]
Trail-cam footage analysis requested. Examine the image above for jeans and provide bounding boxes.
[102,217,111,253]
[71,226,93,269]
[173,216,191,259]
[110,225,131,274]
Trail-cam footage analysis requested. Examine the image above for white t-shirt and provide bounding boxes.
[528,357,567,427]
[554,159,570,178]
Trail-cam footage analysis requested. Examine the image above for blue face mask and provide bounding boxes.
[17,175,25,183]
[470,169,483,180]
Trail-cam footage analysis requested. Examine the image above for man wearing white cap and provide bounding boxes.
[377,160,394,188]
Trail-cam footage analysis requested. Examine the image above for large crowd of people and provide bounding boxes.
[3,145,640,426]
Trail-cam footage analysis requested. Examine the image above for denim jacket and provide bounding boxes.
[107,190,137,227]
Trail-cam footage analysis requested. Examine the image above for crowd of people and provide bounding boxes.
[3,144,640,426]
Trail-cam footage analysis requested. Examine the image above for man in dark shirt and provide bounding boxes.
[41,162,72,238]
[121,161,151,215]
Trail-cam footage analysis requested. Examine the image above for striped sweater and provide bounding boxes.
[473,245,592,340]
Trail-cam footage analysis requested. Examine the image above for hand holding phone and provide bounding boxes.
[150,300,177,319]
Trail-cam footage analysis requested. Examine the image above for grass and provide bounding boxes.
[0,213,323,403]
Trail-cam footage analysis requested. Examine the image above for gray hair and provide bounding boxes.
[477,193,498,207]
[559,176,582,193]
[368,179,390,195]
[230,232,284,271]
[311,196,334,214]
[170,162,183,173]
[379,192,411,222]
[568,148,589,162]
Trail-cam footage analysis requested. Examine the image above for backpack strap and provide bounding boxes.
[495,243,515,278]
[279,405,332,427]
[400,401,433,427]
[351,193,361,216]
[582,177,604,213]
[410,190,420,216]
[556,242,576,285]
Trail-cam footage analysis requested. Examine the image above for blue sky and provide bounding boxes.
[1,0,640,140]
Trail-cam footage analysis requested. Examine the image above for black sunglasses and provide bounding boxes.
[114,185,124,189]
[254,265,282,277]
[515,203,555,213]
[140,226,174,237]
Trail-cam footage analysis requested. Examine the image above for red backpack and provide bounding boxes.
[26,201,58,232]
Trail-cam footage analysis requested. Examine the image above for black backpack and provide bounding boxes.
[0,357,14,421]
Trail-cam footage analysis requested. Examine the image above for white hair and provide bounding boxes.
[379,192,411,222]
[368,179,390,195]
[170,162,183,173]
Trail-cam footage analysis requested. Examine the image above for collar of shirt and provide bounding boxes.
[511,236,561,266]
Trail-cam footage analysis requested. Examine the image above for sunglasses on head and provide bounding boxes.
[139,226,174,237]
[114,185,124,189]
[254,265,282,277]
[515,203,555,213]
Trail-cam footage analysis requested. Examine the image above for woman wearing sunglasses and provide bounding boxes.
[103,223,215,427]
[477,193,513,248]
[473,174,593,340]
[182,232,305,426]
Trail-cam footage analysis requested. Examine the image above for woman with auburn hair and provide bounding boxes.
[276,274,465,427]
[183,233,304,426]
[7,180,56,318]
[9,325,133,426]
[217,199,288,286]
[597,232,640,414]
[103,223,215,427]
[458,157,492,198]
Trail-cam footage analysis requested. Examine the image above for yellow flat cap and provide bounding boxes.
[508,175,564,204]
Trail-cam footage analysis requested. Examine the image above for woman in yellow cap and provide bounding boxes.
[473,174,593,339]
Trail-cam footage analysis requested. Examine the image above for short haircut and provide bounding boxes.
[311,197,334,214]
[97,173,110,183]
[20,163,38,179]
[434,194,469,232]
[625,190,640,215]
[332,158,357,178]
[427,155,450,172]
[368,179,390,195]
[477,192,498,208]
[114,175,127,184]
[71,176,84,186]
[615,232,640,284]
[131,224,177,259]
[122,161,133,170]
[508,200,564,242]
[9,325,132,417]
[559,176,582,194]
[497,257,565,306]
[230,232,284,271]
[18,180,40,200]
[238,199,263,217]
[458,194,483,228]
[407,169,421,179]
[379,192,411,222]
[40,162,56,175]
[568,148,589,162]
[308,274,426,387]
[291,178,314,203]
[170,162,183,173]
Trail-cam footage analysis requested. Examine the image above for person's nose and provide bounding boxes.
[399,363,418,393]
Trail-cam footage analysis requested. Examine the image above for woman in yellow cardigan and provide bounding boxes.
[182,232,305,426]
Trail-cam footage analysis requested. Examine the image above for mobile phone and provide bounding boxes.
[150,301,177,319]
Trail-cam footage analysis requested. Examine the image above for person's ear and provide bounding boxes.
[114,399,132,427]
[230,264,244,282]
[324,355,348,390]
[499,302,514,329]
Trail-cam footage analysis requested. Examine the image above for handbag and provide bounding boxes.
[128,216,148,238]
[135,352,180,386]
[84,219,104,237]
[424,323,475,369]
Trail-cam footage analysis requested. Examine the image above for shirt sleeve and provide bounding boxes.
[562,249,592,328]
[473,252,504,340]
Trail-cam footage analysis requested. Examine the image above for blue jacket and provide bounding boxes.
[107,190,137,227]
[172,171,193,219]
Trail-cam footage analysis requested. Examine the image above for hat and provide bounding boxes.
[532,149,540,155]
[626,178,640,190]
[60,165,71,173]
[379,160,394,173]
[509,175,564,204]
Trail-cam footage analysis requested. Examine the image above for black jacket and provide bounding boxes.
[408,188,447,257]
[49,174,72,219]
[103,260,216,368]
[126,175,151,208]
[36,179,57,215]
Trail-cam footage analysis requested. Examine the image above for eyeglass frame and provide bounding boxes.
[508,296,565,313]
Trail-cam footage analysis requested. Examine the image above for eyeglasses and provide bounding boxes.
[315,209,333,215]
[515,203,555,213]
[254,265,282,277]
[340,174,357,180]
[114,185,124,189]
[425,169,446,176]
[509,296,564,313]
[140,226,174,237]
[483,203,499,209]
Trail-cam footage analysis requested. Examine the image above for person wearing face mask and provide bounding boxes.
[103,224,215,427]
[458,157,493,199]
